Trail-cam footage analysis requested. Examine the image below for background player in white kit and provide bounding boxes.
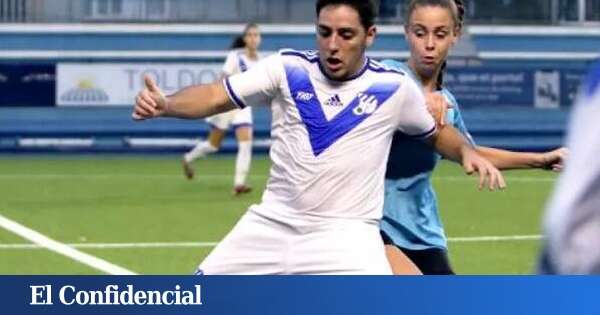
[182,23,262,195]
[133,0,505,274]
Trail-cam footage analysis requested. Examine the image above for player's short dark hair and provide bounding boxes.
[315,0,377,30]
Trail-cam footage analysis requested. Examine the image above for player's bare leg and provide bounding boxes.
[233,125,253,195]
[385,244,422,275]
[182,128,225,179]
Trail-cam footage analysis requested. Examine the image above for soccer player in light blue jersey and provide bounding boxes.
[380,0,567,275]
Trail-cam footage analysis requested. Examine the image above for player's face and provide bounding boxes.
[244,27,261,51]
[405,5,458,79]
[317,5,375,80]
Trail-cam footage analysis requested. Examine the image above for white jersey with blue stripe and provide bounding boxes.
[205,49,262,129]
[379,59,474,250]
[222,49,262,76]
[223,50,436,222]
[544,62,600,273]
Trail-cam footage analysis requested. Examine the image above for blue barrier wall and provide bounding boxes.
[1,25,599,60]
[14,32,594,51]
[0,106,568,153]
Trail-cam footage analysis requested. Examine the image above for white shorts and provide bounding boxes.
[197,210,392,275]
[205,106,252,131]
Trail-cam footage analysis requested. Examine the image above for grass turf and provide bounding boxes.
[0,155,557,274]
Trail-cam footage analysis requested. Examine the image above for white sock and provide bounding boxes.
[184,141,218,163]
[234,141,252,186]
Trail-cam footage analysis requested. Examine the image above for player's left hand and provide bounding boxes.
[425,92,453,127]
[461,146,507,191]
[132,75,168,121]
[540,147,568,172]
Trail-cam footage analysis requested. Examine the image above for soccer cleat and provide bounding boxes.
[233,185,252,196]
[181,158,195,180]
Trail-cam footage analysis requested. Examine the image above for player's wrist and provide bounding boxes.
[459,142,474,157]
[161,95,172,117]
[529,152,548,169]
[456,143,475,166]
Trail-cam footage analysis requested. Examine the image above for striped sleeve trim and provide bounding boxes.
[223,78,247,109]
[406,124,437,139]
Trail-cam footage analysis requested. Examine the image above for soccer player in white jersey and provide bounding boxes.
[540,62,600,274]
[182,23,262,196]
[133,0,505,275]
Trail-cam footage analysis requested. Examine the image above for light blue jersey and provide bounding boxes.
[380,59,474,250]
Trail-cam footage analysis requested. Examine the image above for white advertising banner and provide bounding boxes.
[56,63,222,106]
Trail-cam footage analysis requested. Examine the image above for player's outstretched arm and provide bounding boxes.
[132,75,237,121]
[428,125,507,191]
[475,147,567,172]
[422,91,567,172]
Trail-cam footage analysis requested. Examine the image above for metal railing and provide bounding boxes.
[1,0,599,24]
[380,0,600,25]
[0,0,27,22]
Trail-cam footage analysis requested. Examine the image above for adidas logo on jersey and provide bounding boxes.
[325,94,343,107]
[295,91,314,101]
[353,93,378,115]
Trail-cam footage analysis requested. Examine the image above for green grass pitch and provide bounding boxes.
[0,155,558,274]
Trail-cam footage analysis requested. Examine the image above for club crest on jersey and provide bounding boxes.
[353,93,378,115]
[295,91,314,101]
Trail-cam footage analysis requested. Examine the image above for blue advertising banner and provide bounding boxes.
[0,64,55,107]
[0,64,589,108]
[445,68,535,107]
[0,276,599,315]
[561,68,589,106]
[445,67,589,108]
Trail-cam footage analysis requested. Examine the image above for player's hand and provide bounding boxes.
[132,75,168,121]
[461,146,507,191]
[425,92,453,127]
[540,147,568,172]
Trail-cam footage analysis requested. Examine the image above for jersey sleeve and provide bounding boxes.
[222,51,238,76]
[223,53,283,108]
[443,89,476,146]
[395,78,437,139]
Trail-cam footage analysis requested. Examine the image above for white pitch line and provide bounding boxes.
[434,176,557,183]
[0,235,544,250]
[0,214,136,275]
[448,234,543,242]
[0,242,219,249]
[0,174,269,180]
[0,174,557,182]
